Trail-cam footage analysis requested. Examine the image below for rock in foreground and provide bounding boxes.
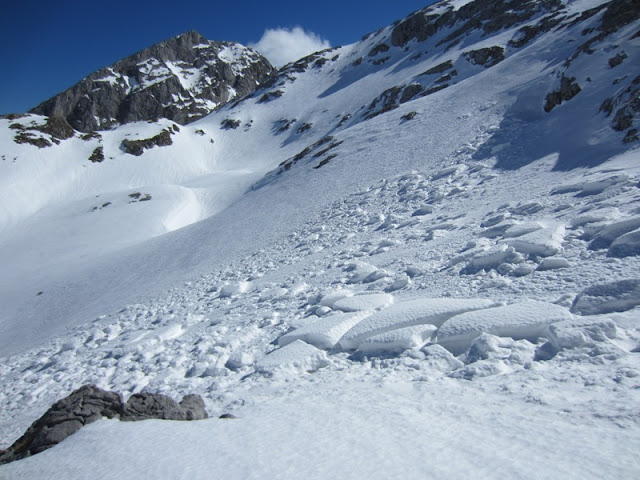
[0,385,207,465]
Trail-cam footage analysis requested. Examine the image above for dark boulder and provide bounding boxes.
[464,46,505,67]
[122,392,207,421]
[544,75,581,112]
[121,129,173,156]
[0,385,208,466]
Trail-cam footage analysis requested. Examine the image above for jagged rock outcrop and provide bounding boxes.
[30,31,276,132]
[0,385,208,465]
[390,0,562,48]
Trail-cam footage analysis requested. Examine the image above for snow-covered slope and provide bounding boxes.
[1,0,640,477]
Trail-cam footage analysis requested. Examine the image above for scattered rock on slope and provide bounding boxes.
[0,385,208,465]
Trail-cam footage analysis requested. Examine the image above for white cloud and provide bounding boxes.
[250,27,331,68]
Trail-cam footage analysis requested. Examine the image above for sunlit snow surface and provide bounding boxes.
[1,0,640,477]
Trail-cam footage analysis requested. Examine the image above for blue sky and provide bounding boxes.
[0,0,437,115]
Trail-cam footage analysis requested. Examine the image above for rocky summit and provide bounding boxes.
[29,31,276,132]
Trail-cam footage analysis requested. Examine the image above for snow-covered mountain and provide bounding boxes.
[1,0,640,477]
[29,31,275,131]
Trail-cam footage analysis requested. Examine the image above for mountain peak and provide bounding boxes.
[29,32,276,132]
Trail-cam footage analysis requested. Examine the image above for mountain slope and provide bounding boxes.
[29,31,275,131]
[1,0,640,476]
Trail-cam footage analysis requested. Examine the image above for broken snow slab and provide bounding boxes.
[608,228,640,258]
[333,293,394,312]
[338,298,494,350]
[501,222,565,257]
[588,217,640,250]
[356,324,437,355]
[278,311,371,349]
[570,279,640,315]
[437,300,573,355]
[256,340,330,375]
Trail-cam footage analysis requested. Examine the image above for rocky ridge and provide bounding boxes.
[29,31,276,132]
[0,385,208,465]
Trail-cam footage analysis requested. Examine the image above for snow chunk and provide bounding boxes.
[219,281,252,298]
[343,261,383,284]
[333,293,394,312]
[570,279,640,315]
[552,174,630,196]
[357,324,437,354]
[569,207,621,228]
[437,300,572,355]
[503,221,544,238]
[225,352,255,370]
[317,287,354,308]
[421,344,464,372]
[256,340,329,374]
[588,217,640,250]
[502,222,565,257]
[278,312,371,349]
[461,244,523,274]
[608,228,640,258]
[536,257,570,271]
[339,298,495,350]
[548,317,618,351]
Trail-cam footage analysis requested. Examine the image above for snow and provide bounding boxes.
[436,301,573,354]
[339,298,495,350]
[502,222,565,257]
[588,217,640,250]
[278,311,371,349]
[332,293,394,312]
[570,279,640,315]
[609,228,640,258]
[1,0,640,477]
[255,340,330,375]
[356,324,437,354]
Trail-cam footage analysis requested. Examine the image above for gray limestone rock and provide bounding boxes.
[390,0,562,48]
[544,75,582,112]
[30,31,276,132]
[0,385,208,466]
[464,46,505,67]
[121,129,174,156]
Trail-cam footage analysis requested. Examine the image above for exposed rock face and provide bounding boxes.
[121,128,176,156]
[544,75,582,112]
[30,31,276,132]
[0,385,208,465]
[8,115,75,148]
[464,46,505,67]
[122,392,207,421]
[390,0,562,48]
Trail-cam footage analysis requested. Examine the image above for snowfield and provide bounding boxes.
[1,0,640,477]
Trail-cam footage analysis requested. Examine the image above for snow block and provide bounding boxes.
[460,245,523,274]
[437,300,572,355]
[278,312,371,349]
[256,340,330,374]
[570,279,640,315]
[588,217,640,250]
[338,298,494,350]
[421,344,464,372]
[536,257,570,271]
[356,324,437,354]
[608,228,640,257]
[547,317,618,351]
[333,293,395,312]
[502,223,565,257]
